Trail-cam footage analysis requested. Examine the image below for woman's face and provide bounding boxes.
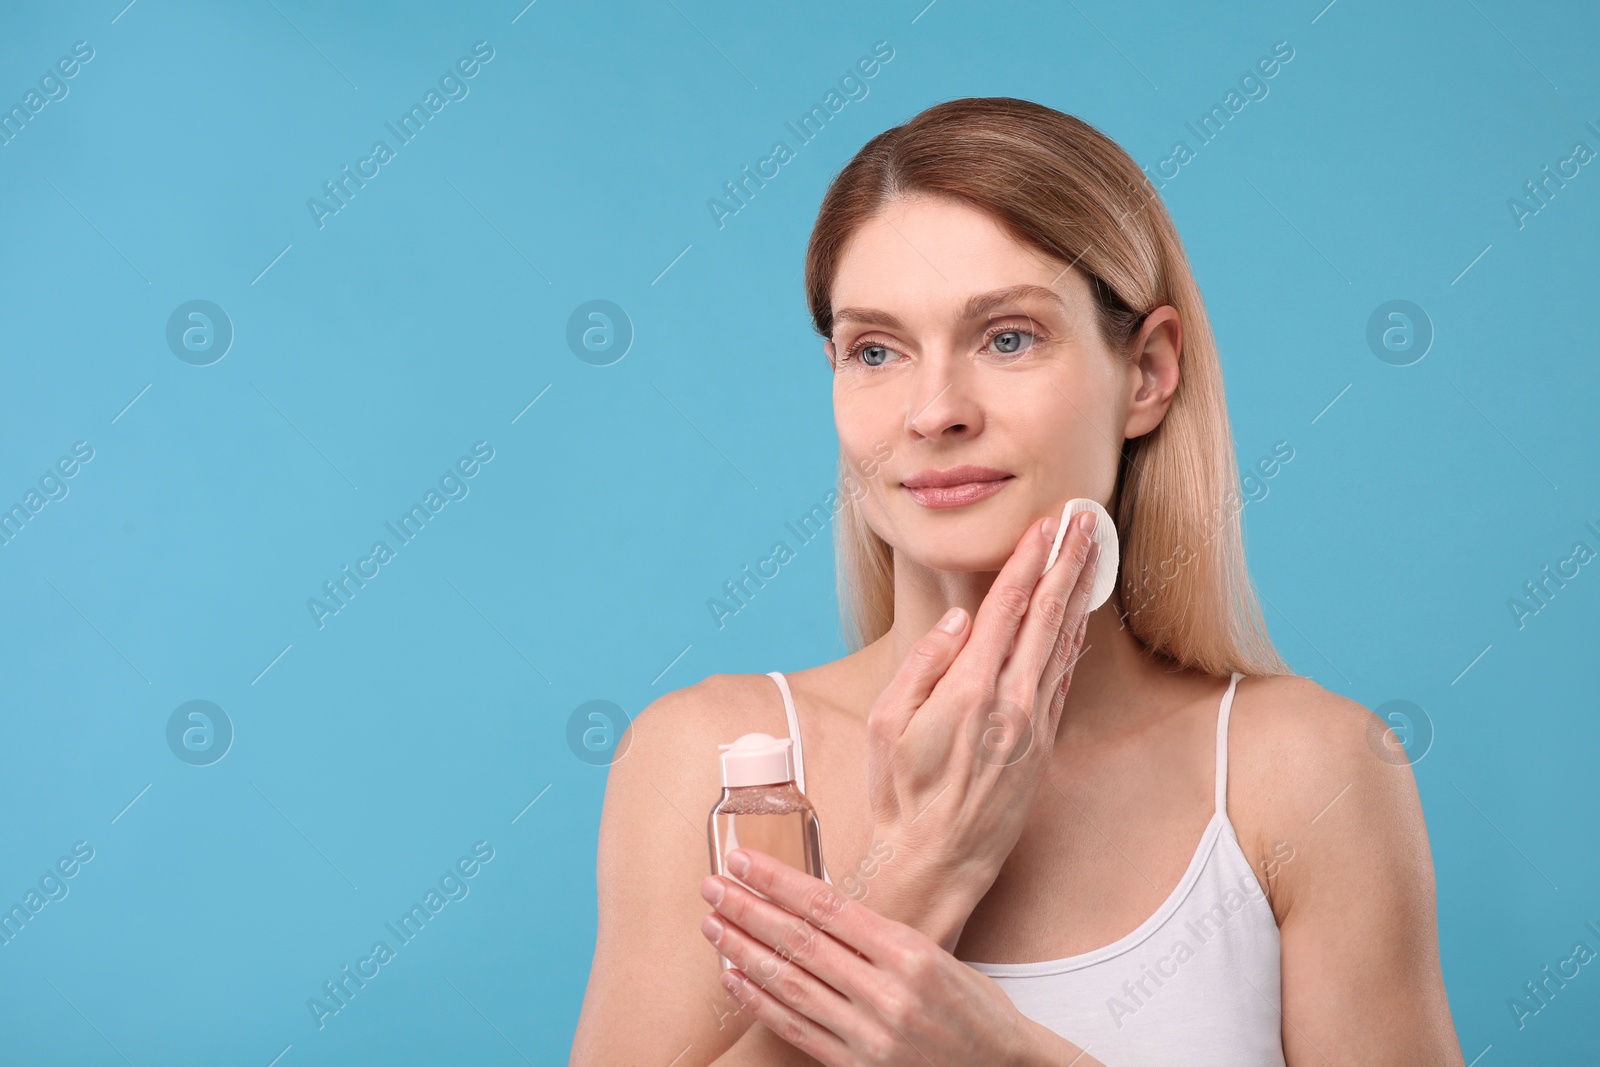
[826,195,1176,573]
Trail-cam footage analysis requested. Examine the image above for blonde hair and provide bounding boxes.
[805,97,1290,678]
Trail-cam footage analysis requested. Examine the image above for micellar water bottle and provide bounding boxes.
[707,732,825,972]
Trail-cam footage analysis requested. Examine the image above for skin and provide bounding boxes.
[571,195,1464,1066]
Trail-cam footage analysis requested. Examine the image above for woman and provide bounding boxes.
[573,97,1462,1065]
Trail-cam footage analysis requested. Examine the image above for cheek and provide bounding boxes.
[833,387,895,464]
[1012,374,1120,490]
[1052,360,1124,436]
[832,407,899,528]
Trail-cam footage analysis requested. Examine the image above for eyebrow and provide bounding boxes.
[832,284,1069,331]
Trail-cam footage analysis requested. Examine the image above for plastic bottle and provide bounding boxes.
[706,732,825,972]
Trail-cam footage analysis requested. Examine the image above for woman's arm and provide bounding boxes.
[1253,678,1465,1065]
[571,673,821,1066]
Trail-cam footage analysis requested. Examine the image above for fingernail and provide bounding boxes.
[937,606,965,634]
[1078,511,1097,534]
[701,876,725,904]
[1040,515,1058,542]
[701,914,725,944]
[727,850,750,878]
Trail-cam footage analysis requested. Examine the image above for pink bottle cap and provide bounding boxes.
[718,732,795,788]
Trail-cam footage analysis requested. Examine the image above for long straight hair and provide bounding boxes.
[805,97,1289,679]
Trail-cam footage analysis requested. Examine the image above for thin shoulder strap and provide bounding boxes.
[1214,671,1244,818]
[765,671,806,794]
[763,671,834,887]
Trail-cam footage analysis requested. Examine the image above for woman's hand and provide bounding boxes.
[699,847,1097,1067]
[865,509,1101,947]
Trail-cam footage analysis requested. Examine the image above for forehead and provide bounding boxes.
[829,196,1088,326]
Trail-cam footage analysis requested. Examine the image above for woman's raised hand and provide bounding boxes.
[863,508,1101,946]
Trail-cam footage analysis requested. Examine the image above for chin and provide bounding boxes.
[889,529,1016,573]
[866,499,1030,570]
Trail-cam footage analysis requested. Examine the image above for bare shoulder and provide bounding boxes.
[571,672,791,1065]
[595,670,791,892]
[1226,673,1432,922]
[596,672,786,834]
[1224,681,1461,1060]
[620,671,789,764]
[1228,672,1394,777]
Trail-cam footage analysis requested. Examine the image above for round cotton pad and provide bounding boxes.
[1043,498,1119,610]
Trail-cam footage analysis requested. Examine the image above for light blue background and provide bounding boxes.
[2,1,1596,1062]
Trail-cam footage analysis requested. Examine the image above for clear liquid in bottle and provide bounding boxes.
[707,733,825,972]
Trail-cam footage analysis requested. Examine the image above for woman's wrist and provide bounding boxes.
[839,833,990,951]
[873,883,971,953]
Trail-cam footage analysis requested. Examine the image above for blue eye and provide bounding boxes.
[841,341,895,367]
[988,328,1033,355]
[839,325,1038,368]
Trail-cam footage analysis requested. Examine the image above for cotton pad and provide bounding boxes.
[1043,498,1119,610]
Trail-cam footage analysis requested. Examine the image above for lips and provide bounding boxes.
[902,465,1012,489]
[901,466,1013,509]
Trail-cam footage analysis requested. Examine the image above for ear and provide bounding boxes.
[1122,306,1182,440]
[823,337,837,368]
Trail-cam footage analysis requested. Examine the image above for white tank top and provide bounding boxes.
[766,669,1286,1063]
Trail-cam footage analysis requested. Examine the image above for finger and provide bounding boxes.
[706,912,865,1057]
[1032,536,1098,701]
[956,510,1092,695]
[868,602,972,744]
[999,510,1099,714]
[703,874,877,999]
[709,849,911,968]
[1039,542,1099,734]
[718,964,854,1067]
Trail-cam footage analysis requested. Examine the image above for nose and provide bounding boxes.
[905,350,980,439]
